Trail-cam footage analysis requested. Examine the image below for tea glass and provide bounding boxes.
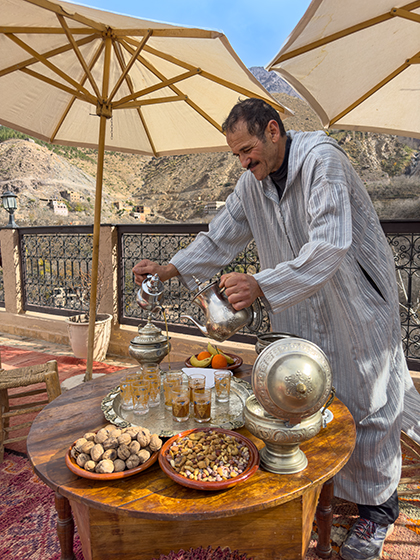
[132,379,150,415]
[163,372,183,409]
[187,373,206,403]
[214,370,232,403]
[193,388,212,423]
[143,368,161,408]
[171,387,190,422]
[119,373,140,410]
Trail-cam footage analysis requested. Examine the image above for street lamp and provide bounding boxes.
[2,190,18,228]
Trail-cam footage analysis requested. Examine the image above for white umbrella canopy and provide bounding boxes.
[0,0,291,379]
[267,0,420,139]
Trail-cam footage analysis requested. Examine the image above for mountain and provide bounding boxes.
[249,67,301,98]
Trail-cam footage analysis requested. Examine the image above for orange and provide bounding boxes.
[211,353,228,369]
[197,351,212,360]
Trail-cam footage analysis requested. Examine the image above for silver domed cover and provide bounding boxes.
[251,338,333,422]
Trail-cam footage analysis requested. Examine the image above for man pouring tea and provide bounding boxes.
[133,97,420,560]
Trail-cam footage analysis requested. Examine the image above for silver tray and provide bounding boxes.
[101,377,253,438]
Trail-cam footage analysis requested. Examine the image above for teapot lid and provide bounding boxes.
[251,338,332,423]
[130,318,168,346]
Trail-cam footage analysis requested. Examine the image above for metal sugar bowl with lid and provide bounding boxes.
[128,274,171,366]
[244,338,334,474]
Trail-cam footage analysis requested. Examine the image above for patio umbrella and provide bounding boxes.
[267,0,420,139]
[0,0,291,380]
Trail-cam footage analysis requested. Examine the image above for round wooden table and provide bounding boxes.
[27,362,356,560]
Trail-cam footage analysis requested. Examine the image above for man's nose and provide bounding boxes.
[239,154,249,168]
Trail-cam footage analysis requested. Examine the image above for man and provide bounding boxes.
[133,98,420,560]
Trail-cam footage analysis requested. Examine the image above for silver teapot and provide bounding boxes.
[136,273,164,315]
[180,278,262,343]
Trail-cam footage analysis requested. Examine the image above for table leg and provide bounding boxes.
[55,491,76,560]
[315,478,334,559]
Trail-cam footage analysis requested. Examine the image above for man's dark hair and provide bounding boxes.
[222,98,286,140]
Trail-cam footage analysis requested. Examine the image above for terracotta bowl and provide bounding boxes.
[159,427,259,491]
[184,353,243,371]
[65,444,158,481]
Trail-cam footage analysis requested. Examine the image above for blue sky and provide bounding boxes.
[73,0,310,68]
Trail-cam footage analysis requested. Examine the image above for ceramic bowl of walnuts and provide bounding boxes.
[65,424,162,480]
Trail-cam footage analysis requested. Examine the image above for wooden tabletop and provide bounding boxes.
[27,362,356,521]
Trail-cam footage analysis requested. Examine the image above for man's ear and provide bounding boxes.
[266,120,281,143]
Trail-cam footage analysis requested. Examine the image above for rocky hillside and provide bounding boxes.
[0,67,419,226]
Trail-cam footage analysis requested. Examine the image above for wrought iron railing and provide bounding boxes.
[19,225,93,316]
[0,266,4,307]
[9,220,419,368]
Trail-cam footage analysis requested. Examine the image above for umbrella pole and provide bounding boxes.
[84,114,107,382]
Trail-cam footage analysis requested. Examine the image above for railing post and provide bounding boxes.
[98,225,118,322]
[0,228,24,314]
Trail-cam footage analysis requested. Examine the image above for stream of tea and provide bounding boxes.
[163,308,171,370]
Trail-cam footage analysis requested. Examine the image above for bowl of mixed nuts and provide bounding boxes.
[66,424,161,480]
[158,427,259,490]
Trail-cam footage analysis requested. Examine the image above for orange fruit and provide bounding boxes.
[211,353,228,369]
[197,351,212,360]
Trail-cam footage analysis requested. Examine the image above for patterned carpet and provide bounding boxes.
[0,447,418,560]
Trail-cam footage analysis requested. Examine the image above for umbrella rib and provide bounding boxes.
[19,67,93,104]
[112,28,220,39]
[108,30,153,104]
[0,34,98,78]
[113,69,201,108]
[23,0,107,33]
[270,1,420,65]
[329,60,412,126]
[56,14,101,100]
[50,41,106,143]
[5,33,97,104]
[113,41,158,156]
[0,26,94,34]
[114,94,187,110]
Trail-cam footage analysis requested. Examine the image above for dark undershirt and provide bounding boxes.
[269,136,291,201]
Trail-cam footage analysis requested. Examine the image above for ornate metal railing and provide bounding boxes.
[8,220,419,367]
[19,226,93,315]
[0,266,4,307]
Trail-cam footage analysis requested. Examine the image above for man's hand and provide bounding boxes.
[132,260,179,286]
[219,272,263,310]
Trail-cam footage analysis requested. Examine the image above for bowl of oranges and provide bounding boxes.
[185,342,243,371]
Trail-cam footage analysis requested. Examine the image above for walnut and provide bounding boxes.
[118,433,132,446]
[102,437,119,450]
[74,438,87,452]
[81,441,95,455]
[94,428,109,444]
[136,428,151,447]
[95,459,115,474]
[137,449,151,464]
[117,444,131,461]
[84,460,97,472]
[76,452,90,468]
[91,443,104,462]
[70,446,80,459]
[113,459,126,472]
[149,434,162,452]
[102,448,117,461]
[83,432,96,442]
[124,428,140,439]
[129,440,141,455]
[126,454,140,469]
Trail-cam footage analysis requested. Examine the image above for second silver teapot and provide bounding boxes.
[181,278,262,342]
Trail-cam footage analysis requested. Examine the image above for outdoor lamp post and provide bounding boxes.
[2,190,18,228]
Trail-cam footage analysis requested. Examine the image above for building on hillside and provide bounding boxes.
[48,200,68,216]
[203,201,226,215]
[130,205,154,222]
[113,201,124,210]
[61,190,83,202]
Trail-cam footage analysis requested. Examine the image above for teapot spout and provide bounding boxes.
[180,314,208,337]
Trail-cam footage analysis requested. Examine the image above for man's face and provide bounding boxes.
[226,119,284,181]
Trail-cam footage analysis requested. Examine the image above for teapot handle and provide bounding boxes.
[247,297,263,333]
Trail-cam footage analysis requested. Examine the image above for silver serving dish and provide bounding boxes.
[245,338,334,474]
[101,376,253,438]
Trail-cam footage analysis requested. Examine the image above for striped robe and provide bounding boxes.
[170,130,420,505]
